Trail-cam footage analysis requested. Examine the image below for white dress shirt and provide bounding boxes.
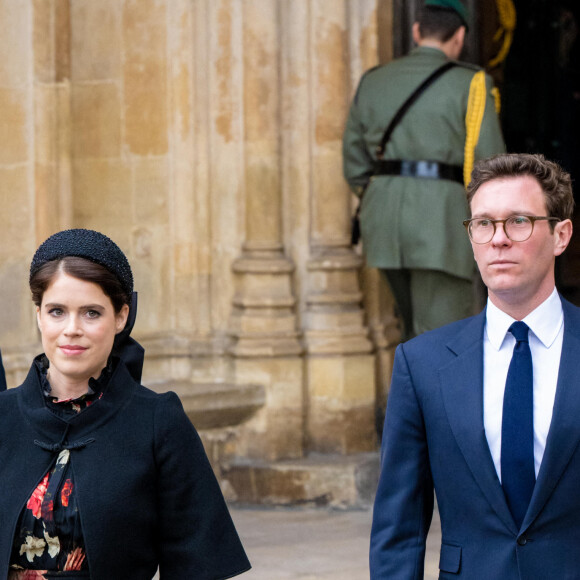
[483,288,563,482]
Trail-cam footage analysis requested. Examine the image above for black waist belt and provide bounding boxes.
[373,159,464,185]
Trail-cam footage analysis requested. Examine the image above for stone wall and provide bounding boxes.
[0,0,399,506]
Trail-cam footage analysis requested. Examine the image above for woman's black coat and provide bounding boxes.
[0,358,250,580]
[0,350,6,392]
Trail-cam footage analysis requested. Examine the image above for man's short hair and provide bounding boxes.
[416,6,465,42]
[467,153,575,223]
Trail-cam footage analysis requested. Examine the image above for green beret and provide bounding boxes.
[425,0,469,29]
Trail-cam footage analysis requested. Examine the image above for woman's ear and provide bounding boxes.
[115,304,130,334]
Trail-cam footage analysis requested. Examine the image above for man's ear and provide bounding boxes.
[412,22,422,45]
[554,218,573,257]
[448,26,466,59]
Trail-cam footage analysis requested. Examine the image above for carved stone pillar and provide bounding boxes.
[0,1,38,387]
[228,0,304,461]
[304,0,376,454]
[348,0,400,434]
[34,0,72,243]
[361,268,401,434]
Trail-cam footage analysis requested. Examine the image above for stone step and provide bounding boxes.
[222,452,380,509]
[148,379,265,429]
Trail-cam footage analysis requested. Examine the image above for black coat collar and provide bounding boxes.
[17,356,139,446]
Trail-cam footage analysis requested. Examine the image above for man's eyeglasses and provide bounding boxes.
[463,215,561,244]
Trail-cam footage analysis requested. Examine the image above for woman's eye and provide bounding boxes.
[86,310,101,319]
[48,308,63,317]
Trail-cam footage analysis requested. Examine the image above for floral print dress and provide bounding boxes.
[9,357,110,579]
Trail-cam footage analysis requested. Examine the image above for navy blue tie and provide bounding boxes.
[501,321,535,528]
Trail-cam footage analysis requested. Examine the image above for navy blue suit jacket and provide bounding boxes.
[370,298,580,579]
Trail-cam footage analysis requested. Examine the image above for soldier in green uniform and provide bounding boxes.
[343,0,505,340]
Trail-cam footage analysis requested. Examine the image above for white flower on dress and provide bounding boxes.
[43,530,61,558]
[19,535,46,562]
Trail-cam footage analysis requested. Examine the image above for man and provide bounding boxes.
[343,0,504,340]
[370,153,577,579]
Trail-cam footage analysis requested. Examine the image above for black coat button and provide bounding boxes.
[517,536,527,546]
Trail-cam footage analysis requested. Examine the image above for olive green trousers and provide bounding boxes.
[381,268,474,342]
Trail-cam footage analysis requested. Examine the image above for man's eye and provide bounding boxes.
[510,216,529,225]
[475,219,492,228]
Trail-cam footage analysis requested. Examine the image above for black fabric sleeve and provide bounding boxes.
[154,391,251,579]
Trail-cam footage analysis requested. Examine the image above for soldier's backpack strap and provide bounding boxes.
[464,70,487,186]
[375,61,458,160]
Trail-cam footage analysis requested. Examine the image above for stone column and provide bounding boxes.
[228,0,304,461]
[304,0,376,454]
[348,0,400,433]
[362,269,401,433]
[140,0,199,385]
[0,1,42,386]
[34,0,72,243]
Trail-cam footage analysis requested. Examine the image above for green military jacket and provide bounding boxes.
[343,46,505,280]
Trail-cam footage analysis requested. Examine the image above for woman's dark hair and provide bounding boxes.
[30,256,131,313]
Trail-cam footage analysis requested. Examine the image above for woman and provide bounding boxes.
[0,229,251,580]
[0,350,6,391]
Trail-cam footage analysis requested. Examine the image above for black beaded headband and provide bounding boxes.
[30,229,133,296]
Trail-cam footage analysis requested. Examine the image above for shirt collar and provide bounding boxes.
[485,287,563,350]
[410,46,447,60]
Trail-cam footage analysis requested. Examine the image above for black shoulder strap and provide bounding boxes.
[375,61,457,159]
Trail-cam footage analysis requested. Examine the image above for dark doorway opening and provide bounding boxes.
[389,1,580,301]
[491,0,580,303]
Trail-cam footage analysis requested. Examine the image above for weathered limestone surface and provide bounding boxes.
[0,0,399,505]
[0,1,38,374]
[223,452,381,509]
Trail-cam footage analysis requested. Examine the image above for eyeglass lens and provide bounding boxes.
[470,216,533,243]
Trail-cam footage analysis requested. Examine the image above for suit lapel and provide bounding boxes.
[522,298,580,530]
[438,311,519,535]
